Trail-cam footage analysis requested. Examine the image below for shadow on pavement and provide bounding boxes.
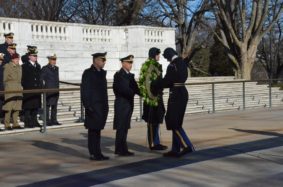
[31,133,150,158]
[20,130,283,187]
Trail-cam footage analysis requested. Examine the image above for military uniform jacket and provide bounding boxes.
[21,61,42,109]
[113,68,140,130]
[81,66,109,130]
[153,57,188,130]
[41,64,59,105]
[21,54,29,64]
[0,43,11,64]
[2,62,23,111]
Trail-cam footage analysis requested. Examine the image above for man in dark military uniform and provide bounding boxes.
[81,52,109,161]
[22,48,42,128]
[113,55,140,156]
[152,47,195,157]
[21,45,37,64]
[0,33,14,65]
[2,43,17,65]
[41,54,61,126]
[19,46,37,122]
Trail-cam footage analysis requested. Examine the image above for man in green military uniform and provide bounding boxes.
[3,53,23,130]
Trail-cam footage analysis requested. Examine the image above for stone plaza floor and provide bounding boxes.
[0,107,283,187]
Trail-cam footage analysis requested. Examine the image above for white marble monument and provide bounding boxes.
[0,17,175,80]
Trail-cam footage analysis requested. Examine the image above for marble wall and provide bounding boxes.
[0,17,175,80]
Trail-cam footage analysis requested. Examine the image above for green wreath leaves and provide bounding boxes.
[138,59,162,106]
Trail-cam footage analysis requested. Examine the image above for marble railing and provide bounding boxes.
[0,17,175,80]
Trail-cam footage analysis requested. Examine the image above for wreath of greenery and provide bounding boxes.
[138,58,162,106]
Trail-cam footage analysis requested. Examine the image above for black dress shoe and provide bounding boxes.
[89,155,102,161]
[52,121,62,126]
[163,151,180,158]
[179,147,194,156]
[100,154,110,160]
[46,121,53,126]
[117,151,135,156]
[124,151,135,156]
[150,144,168,151]
[89,154,109,161]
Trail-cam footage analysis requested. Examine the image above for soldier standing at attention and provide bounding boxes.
[21,45,37,64]
[41,54,61,126]
[152,47,195,157]
[20,45,38,122]
[113,55,140,156]
[3,53,23,130]
[0,33,14,65]
[22,48,42,128]
[81,52,109,161]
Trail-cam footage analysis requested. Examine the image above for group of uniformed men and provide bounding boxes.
[82,47,195,161]
[0,32,195,160]
[0,32,61,131]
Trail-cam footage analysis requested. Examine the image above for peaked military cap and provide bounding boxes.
[8,43,17,49]
[28,49,38,56]
[47,54,57,60]
[27,45,37,52]
[0,53,4,60]
[163,47,178,61]
[92,52,107,59]
[4,32,14,38]
[120,55,134,63]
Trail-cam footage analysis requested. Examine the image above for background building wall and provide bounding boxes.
[0,17,175,80]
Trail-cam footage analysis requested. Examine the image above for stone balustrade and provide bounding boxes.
[0,17,175,80]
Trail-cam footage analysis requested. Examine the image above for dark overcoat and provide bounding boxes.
[81,66,109,130]
[21,61,42,109]
[0,43,11,64]
[41,64,59,105]
[21,54,29,64]
[113,68,139,130]
[153,57,188,130]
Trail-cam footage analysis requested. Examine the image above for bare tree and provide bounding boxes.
[74,0,116,25]
[257,19,283,81]
[212,0,283,79]
[70,0,147,25]
[156,0,212,63]
[115,0,145,25]
[0,0,77,22]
